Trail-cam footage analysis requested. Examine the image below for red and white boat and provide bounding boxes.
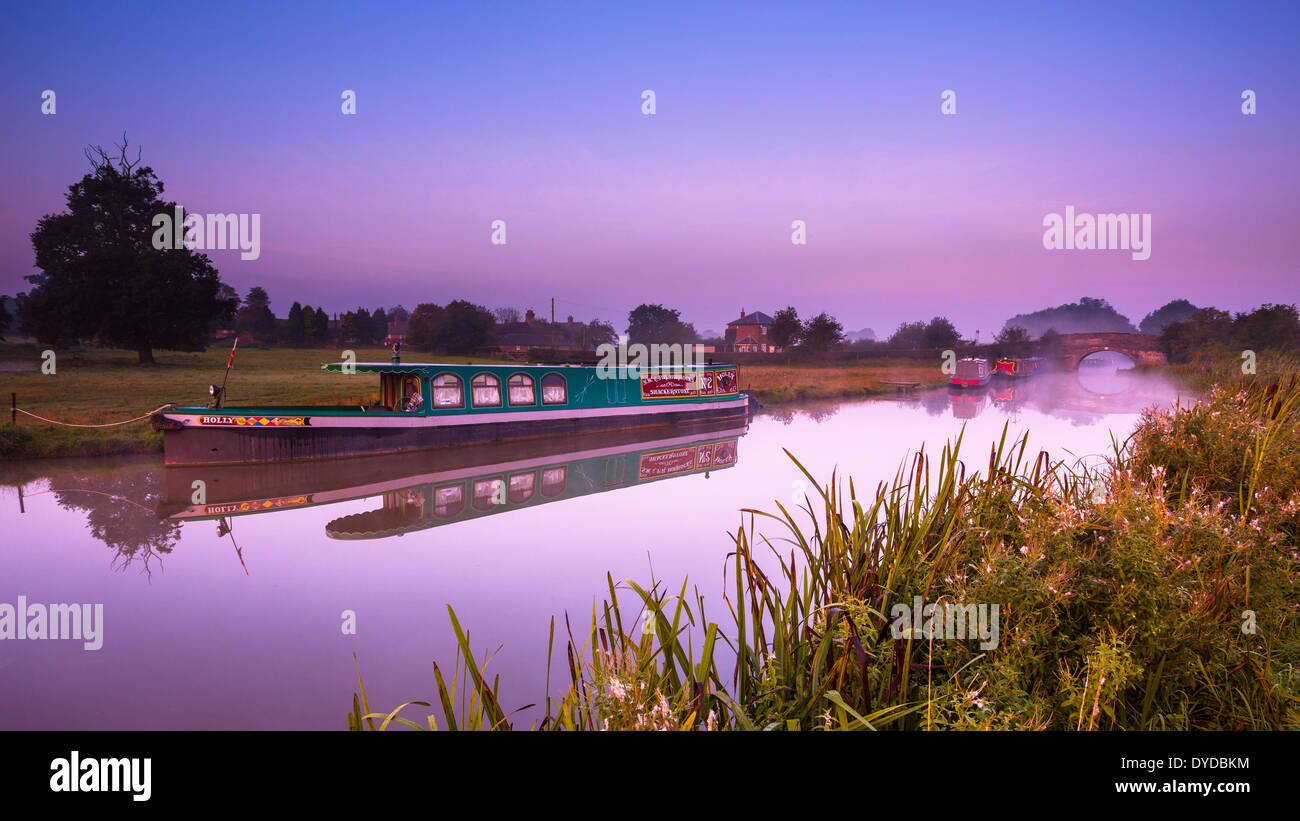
[951,358,991,388]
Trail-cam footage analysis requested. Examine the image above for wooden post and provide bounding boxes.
[10,392,14,425]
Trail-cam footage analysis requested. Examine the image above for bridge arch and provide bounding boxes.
[1053,333,1167,371]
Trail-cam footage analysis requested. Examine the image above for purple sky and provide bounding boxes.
[2,1,1297,339]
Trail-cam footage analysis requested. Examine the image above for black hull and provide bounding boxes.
[164,401,750,465]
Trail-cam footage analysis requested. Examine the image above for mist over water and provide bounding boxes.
[0,369,1185,729]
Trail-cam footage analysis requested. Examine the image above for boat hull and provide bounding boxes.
[162,397,751,465]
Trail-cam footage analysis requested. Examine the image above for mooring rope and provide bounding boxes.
[12,404,173,428]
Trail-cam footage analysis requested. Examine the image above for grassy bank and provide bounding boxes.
[0,343,498,459]
[352,372,1300,730]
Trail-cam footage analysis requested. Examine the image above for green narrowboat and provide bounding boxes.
[153,361,748,465]
[158,418,747,537]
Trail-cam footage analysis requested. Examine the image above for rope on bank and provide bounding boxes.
[12,404,173,428]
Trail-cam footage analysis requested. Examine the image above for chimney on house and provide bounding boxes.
[525,309,535,325]
[740,307,745,319]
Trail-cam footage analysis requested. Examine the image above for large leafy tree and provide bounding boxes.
[24,139,234,363]
[921,316,961,349]
[1234,303,1300,352]
[799,312,845,353]
[768,306,802,349]
[1139,299,1198,335]
[407,303,445,350]
[888,320,926,349]
[627,303,697,344]
[995,325,1031,346]
[355,307,374,344]
[287,302,306,345]
[440,300,496,353]
[1000,296,1137,338]
[585,318,617,349]
[302,305,327,343]
[0,295,10,341]
[238,286,276,340]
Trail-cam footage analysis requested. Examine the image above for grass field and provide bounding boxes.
[0,342,949,459]
[740,362,946,403]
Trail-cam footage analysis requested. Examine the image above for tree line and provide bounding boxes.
[4,142,1296,365]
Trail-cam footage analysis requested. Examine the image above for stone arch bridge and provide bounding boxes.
[1053,332,1167,370]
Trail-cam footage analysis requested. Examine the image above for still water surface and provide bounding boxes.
[0,366,1183,729]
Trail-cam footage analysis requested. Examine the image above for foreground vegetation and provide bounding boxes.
[352,371,1300,730]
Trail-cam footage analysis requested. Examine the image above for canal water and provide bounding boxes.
[0,366,1185,729]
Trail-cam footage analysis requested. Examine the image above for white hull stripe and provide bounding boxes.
[165,397,749,429]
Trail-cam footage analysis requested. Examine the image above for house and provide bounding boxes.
[384,319,409,347]
[495,309,582,352]
[726,308,779,353]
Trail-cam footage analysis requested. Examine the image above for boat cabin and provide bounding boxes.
[319,361,742,415]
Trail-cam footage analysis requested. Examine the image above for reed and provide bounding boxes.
[352,373,1300,730]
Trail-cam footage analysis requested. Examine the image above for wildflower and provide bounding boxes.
[608,677,627,701]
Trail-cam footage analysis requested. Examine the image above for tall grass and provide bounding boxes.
[353,374,1300,730]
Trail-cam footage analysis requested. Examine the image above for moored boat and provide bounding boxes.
[992,356,1045,378]
[152,361,748,465]
[950,357,991,388]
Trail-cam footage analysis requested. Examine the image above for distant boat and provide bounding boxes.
[992,356,1045,378]
[152,361,749,465]
[951,357,991,388]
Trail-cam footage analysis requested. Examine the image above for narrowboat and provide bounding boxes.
[151,361,749,466]
[950,357,991,388]
[158,419,746,538]
[992,356,1045,378]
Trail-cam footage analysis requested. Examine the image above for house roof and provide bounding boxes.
[727,311,774,326]
[736,335,761,345]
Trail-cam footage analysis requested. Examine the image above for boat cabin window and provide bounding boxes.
[430,373,464,409]
[473,478,504,510]
[508,374,536,406]
[400,376,423,412]
[471,373,502,407]
[508,471,535,503]
[541,373,567,405]
[541,466,567,497]
[433,484,464,518]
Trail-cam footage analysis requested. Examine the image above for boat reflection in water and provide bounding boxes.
[159,419,746,539]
